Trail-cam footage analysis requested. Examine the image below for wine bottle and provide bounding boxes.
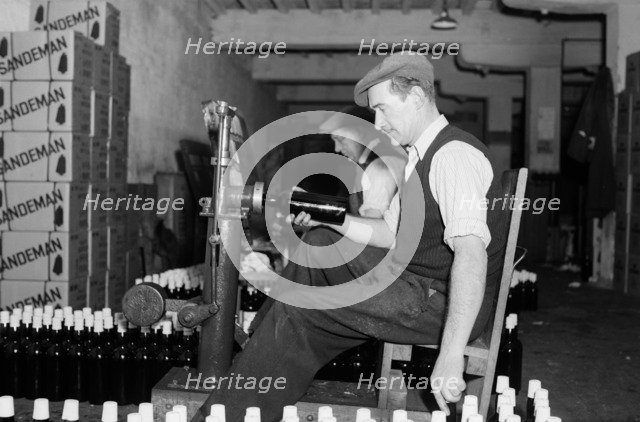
[133,327,154,403]
[2,316,23,397]
[529,273,538,311]
[498,404,514,422]
[87,320,109,405]
[64,319,88,401]
[45,319,65,401]
[525,380,541,422]
[461,395,478,422]
[506,271,521,315]
[0,313,11,396]
[101,401,118,422]
[24,317,47,399]
[533,406,550,422]
[111,322,134,405]
[31,398,50,422]
[0,395,15,422]
[154,321,176,384]
[61,399,79,422]
[497,318,522,394]
[127,414,142,422]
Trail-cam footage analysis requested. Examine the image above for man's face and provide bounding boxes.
[367,80,419,147]
[331,126,366,162]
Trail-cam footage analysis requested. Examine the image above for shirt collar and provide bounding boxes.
[410,114,448,160]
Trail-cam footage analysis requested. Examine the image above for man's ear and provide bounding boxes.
[410,86,427,109]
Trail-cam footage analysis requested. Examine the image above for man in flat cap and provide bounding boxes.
[195,54,507,422]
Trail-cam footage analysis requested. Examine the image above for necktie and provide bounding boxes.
[404,146,419,183]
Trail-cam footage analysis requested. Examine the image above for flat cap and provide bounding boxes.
[354,53,434,107]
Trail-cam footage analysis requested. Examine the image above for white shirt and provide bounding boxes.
[358,147,406,217]
[382,115,493,251]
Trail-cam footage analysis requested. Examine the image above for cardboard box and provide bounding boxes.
[92,44,111,92]
[109,52,129,106]
[618,91,632,136]
[613,249,627,293]
[0,230,88,280]
[29,1,120,53]
[91,89,109,137]
[106,183,126,226]
[628,253,640,297]
[616,174,631,216]
[86,182,108,228]
[630,213,640,255]
[0,132,90,182]
[0,278,86,311]
[107,138,126,183]
[0,31,93,83]
[90,136,108,181]
[0,81,91,132]
[627,52,640,92]
[154,172,191,245]
[0,182,88,232]
[632,94,640,152]
[108,94,127,139]
[88,270,105,308]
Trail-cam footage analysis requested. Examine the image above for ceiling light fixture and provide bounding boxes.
[431,0,458,30]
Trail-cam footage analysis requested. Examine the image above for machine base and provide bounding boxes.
[152,367,431,421]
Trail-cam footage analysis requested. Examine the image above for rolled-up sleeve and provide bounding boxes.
[429,141,493,251]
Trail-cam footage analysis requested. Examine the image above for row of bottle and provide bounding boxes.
[506,270,539,314]
[136,264,207,300]
[238,285,269,334]
[490,376,560,422]
[0,305,199,405]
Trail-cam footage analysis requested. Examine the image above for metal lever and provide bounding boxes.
[177,301,220,328]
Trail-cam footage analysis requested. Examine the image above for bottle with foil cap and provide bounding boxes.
[525,380,541,422]
[31,398,50,422]
[496,317,522,393]
[61,399,79,422]
[1,316,23,397]
[0,395,15,422]
[45,318,65,401]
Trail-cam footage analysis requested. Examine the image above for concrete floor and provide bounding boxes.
[514,267,640,422]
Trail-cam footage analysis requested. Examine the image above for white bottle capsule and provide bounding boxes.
[138,403,154,422]
[318,406,333,421]
[165,411,180,422]
[127,414,142,422]
[355,408,371,422]
[283,405,298,420]
[172,405,187,422]
[392,409,408,422]
[32,398,50,421]
[0,396,15,418]
[496,375,510,394]
[431,410,447,422]
[210,404,226,422]
[102,401,119,422]
[527,380,542,398]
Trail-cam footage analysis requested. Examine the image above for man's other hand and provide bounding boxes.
[430,352,466,415]
[287,211,321,228]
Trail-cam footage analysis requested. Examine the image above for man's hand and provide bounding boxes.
[287,211,321,228]
[430,352,466,415]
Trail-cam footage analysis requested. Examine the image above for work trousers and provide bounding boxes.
[197,227,447,422]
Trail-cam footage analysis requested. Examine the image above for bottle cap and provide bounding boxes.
[144,275,153,283]
[283,418,299,422]
[127,413,142,422]
[246,407,260,418]
[283,405,298,419]
[104,316,114,329]
[85,315,95,328]
[10,315,20,328]
[52,318,62,330]
[54,309,64,319]
[210,404,225,422]
[320,418,336,422]
[534,399,549,411]
[206,417,222,422]
[94,311,104,321]
[508,313,518,326]
[162,320,173,335]
[527,379,542,398]
[534,388,548,401]
[24,304,34,314]
[505,416,521,422]
[496,375,510,393]
[0,396,15,417]
[534,406,550,422]
[117,321,128,334]
[496,395,511,412]
[498,404,514,422]
[135,278,144,285]
[172,405,187,422]
[11,307,22,317]
[22,313,33,325]
[431,411,447,422]
[503,388,516,406]
[33,317,43,330]
[102,401,118,422]
[74,318,84,331]
[467,416,483,422]
[32,398,50,420]
[83,307,92,317]
[165,411,180,422]
[392,409,408,422]
[102,307,112,318]
[64,316,75,328]
[62,399,79,421]
[43,314,52,326]
[243,416,259,422]
[532,273,537,283]
[546,418,561,422]
[0,311,10,324]
[74,310,83,319]
[153,274,160,284]
[318,406,332,421]
[34,308,44,317]
[44,305,54,315]
[63,306,73,316]
[461,403,477,422]
[355,408,371,422]
[464,395,478,407]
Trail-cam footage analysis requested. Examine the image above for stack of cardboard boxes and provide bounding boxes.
[614,51,640,297]
[0,0,130,311]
